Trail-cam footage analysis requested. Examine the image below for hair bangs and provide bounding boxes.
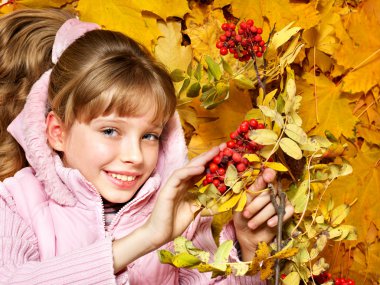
[73,68,175,125]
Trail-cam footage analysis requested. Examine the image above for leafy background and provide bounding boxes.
[1,0,379,283]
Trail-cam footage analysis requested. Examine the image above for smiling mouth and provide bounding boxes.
[109,173,137,182]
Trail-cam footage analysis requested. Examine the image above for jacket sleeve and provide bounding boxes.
[178,216,266,285]
[0,194,117,285]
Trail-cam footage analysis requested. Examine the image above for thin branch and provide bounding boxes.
[268,180,286,285]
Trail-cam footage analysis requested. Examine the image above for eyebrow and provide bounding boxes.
[92,118,164,129]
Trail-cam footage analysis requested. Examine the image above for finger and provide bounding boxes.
[187,146,220,168]
[243,190,271,219]
[246,202,277,230]
[267,200,295,227]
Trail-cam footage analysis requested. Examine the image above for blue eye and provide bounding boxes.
[102,128,117,137]
[143,133,160,141]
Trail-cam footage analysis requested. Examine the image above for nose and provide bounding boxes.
[119,137,143,164]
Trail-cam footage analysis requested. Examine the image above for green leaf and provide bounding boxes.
[194,61,202,81]
[224,164,238,187]
[287,181,309,213]
[249,129,279,145]
[230,262,249,276]
[187,82,201,98]
[172,252,201,268]
[285,123,308,144]
[205,55,222,80]
[174,236,188,254]
[283,271,301,285]
[221,57,233,75]
[178,78,190,95]
[258,105,284,127]
[233,74,255,89]
[330,204,350,227]
[170,69,186,82]
[212,240,233,271]
[279,137,303,160]
[157,249,174,264]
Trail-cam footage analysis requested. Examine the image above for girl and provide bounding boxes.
[0,9,293,284]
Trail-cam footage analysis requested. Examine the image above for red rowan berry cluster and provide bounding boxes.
[203,119,265,194]
[313,271,332,284]
[216,19,266,61]
[334,277,355,285]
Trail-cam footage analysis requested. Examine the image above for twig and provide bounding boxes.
[268,180,286,285]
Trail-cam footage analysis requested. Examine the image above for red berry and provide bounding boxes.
[235,35,242,42]
[219,35,227,41]
[236,163,247,172]
[229,23,236,30]
[256,51,263,57]
[257,123,265,129]
[209,163,219,173]
[217,167,226,176]
[213,155,222,164]
[241,157,249,165]
[240,22,247,30]
[246,19,254,26]
[230,131,239,139]
[223,148,233,157]
[218,184,227,193]
[212,179,220,187]
[216,41,224,49]
[249,119,258,128]
[232,152,242,163]
[202,179,209,186]
[250,26,258,33]
[220,47,228,55]
[239,123,249,133]
[221,23,229,31]
[226,140,236,148]
[257,27,263,34]
[254,35,262,42]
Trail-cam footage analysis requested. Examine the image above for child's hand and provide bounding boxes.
[144,146,222,249]
[232,168,294,261]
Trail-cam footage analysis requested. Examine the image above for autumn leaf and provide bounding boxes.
[155,20,193,72]
[297,71,358,139]
[77,0,161,49]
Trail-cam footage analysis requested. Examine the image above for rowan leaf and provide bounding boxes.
[285,123,308,144]
[230,262,250,276]
[279,137,303,160]
[248,129,279,145]
[283,271,301,285]
[205,55,222,81]
[157,250,174,264]
[235,191,247,212]
[330,204,350,227]
[172,252,201,268]
[287,181,309,213]
[263,162,288,172]
[218,192,242,212]
[212,240,233,271]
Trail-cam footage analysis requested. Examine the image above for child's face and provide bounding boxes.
[59,112,164,203]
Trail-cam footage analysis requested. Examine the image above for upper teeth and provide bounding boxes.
[110,173,136,181]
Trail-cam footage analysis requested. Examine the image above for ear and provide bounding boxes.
[46,111,66,152]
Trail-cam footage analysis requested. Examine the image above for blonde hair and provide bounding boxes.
[0,9,177,181]
[49,29,176,127]
[0,9,74,181]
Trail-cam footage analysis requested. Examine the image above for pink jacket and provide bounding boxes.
[0,42,264,285]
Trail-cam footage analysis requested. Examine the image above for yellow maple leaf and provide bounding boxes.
[154,20,192,72]
[184,8,225,62]
[333,0,380,93]
[187,84,253,158]
[76,0,161,49]
[297,71,358,138]
[17,0,70,8]
[129,0,190,20]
